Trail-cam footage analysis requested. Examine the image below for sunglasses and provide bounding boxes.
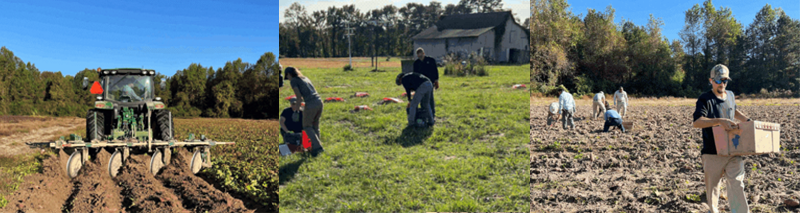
[713,79,730,84]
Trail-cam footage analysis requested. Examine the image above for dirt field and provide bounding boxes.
[4,148,253,212]
[530,98,800,212]
[0,116,83,156]
[0,116,267,212]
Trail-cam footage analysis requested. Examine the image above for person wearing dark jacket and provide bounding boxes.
[396,72,434,126]
[413,48,438,119]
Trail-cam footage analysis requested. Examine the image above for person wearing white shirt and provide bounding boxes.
[613,87,629,118]
[592,91,606,120]
[547,102,560,128]
[558,89,576,130]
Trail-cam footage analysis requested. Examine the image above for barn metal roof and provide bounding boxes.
[411,26,494,40]
[411,11,528,40]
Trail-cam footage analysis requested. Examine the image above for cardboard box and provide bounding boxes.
[712,120,781,156]
[622,121,634,131]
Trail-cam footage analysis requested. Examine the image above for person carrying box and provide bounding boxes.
[692,64,753,213]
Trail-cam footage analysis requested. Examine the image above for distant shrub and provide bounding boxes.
[343,64,353,71]
[442,52,489,77]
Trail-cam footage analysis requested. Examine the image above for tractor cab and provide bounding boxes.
[81,68,169,143]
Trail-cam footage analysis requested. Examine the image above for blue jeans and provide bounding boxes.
[409,81,434,125]
[603,117,625,132]
[429,88,436,118]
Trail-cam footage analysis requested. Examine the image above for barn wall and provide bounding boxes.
[446,32,494,60]
[413,40,447,62]
[413,32,495,63]
[498,19,530,63]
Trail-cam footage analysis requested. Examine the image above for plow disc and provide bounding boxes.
[66,150,85,178]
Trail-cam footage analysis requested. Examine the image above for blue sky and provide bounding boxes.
[566,0,799,42]
[0,0,279,77]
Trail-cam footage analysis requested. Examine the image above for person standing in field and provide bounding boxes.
[558,88,576,130]
[413,48,439,119]
[614,86,628,118]
[279,63,284,88]
[592,91,606,120]
[547,102,560,128]
[285,67,325,156]
[692,64,752,213]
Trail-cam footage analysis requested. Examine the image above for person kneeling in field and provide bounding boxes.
[547,102,560,128]
[603,102,625,133]
[692,64,752,213]
[280,97,304,149]
[396,72,434,127]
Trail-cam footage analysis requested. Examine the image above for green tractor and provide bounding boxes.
[33,68,234,178]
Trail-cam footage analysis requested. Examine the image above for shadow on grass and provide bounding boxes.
[383,125,434,147]
[279,157,307,185]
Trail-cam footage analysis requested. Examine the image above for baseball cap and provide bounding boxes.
[289,97,298,104]
[710,64,732,81]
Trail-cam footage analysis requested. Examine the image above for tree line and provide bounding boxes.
[530,0,800,97]
[280,0,529,58]
[0,46,280,119]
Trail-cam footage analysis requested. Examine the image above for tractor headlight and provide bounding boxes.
[103,71,108,74]
[96,95,103,101]
[111,71,117,75]
[149,71,155,75]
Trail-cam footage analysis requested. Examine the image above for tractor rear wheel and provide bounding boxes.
[154,110,174,141]
[86,109,105,141]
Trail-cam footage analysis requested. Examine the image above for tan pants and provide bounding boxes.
[303,101,324,150]
[616,102,627,117]
[592,101,606,119]
[702,154,749,213]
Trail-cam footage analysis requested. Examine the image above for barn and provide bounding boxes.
[411,11,529,64]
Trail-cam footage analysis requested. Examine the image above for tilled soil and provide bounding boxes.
[156,149,252,213]
[531,104,800,212]
[5,148,255,212]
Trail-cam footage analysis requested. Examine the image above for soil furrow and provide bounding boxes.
[115,155,189,213]
[156,148,253,213]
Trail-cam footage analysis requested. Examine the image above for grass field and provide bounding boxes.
[278,60,530,212]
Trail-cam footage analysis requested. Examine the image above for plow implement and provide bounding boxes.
[29,134,234,178]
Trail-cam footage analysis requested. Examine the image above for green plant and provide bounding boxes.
[343,64,353,71]
[685,194,702,202]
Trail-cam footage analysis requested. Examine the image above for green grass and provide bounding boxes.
[278,64,530,212]
[0,153,48,208]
